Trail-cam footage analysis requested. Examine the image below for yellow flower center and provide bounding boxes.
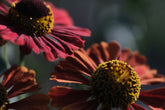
[8,0,54,36]
[90,60,141,109]
[0,83,8,110]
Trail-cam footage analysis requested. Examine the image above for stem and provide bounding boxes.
[19,52,25,66]
[2,45,10,68]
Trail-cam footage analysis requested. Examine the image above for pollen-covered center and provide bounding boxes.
[8,0,54,36]
[0,83,8,109]
[90,60,141,109]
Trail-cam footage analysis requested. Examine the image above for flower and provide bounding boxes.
[0,0,91,61]
[49,41,165,110]
[0,65,50,110]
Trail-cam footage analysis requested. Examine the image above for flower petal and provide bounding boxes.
[0,28,18,40]
[8,94,50,110]
[134,65,149,77]
[1,66,40,98]
[139,68,165,85]
[42,35,69,59]
[127,51,146,67]
[0,2,9,14]
[139,87,165,109]
[108,41,121,60]
[51,50,98,84]
[7,79,40,98]
[53,25,91,37]
[119,48,131,62]
[11,34,25,45]
[86,43,105,65]
[53,61,90,85]
[60,100,98,110]
[130,103,147,110]
[48,86,91,108]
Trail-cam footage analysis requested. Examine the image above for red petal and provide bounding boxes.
[11,34,25,45]
[1,66,40,98]
[119,48,131,62]
[127,51,146,67]
[0,29,18,40]
[8,94,50,110]
[87,43,105,65]
[130,103,147,110]
[48,86,91,108]
[53,25,91,37]
[0,2,8,13]
[139,88,165,108]
[108,41,121,60]
[134,65,149,77]
[60,100,98,110]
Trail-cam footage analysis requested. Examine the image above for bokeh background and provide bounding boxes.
[1,0,165,109]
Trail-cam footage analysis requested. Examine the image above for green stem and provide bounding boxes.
[2,45,10,68]
[19,52,25,66]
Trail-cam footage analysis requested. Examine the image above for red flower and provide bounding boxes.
[49,41,165,110]
[0,0,91,61]
[0,65,50,110]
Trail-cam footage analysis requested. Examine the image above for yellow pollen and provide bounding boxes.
[0,83,8,110]
[8,2,54,36]
[90,60,141,109]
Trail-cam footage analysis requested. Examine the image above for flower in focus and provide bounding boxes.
[0,0,91,61]
[0,65,50,110]
[49,41,165,110]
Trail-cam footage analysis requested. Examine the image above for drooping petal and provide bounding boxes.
[7,79,40,98]
[53,62,90,85]
[1,66,40,98]
[8,94,50,110]
[0,28,18,40]
[42,35,68,58]
[53,25,91,37]
[139,87,165,109]
[130,103,147,110]
[11,34,25,45]
[60,100,98,110]
[48,86,91,108]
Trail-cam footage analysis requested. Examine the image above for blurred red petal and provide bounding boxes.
[108,41,121,60]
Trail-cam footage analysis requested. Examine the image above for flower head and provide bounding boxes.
[49,41,165,110]
[0,65,50,110]
[0,0,91,61]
